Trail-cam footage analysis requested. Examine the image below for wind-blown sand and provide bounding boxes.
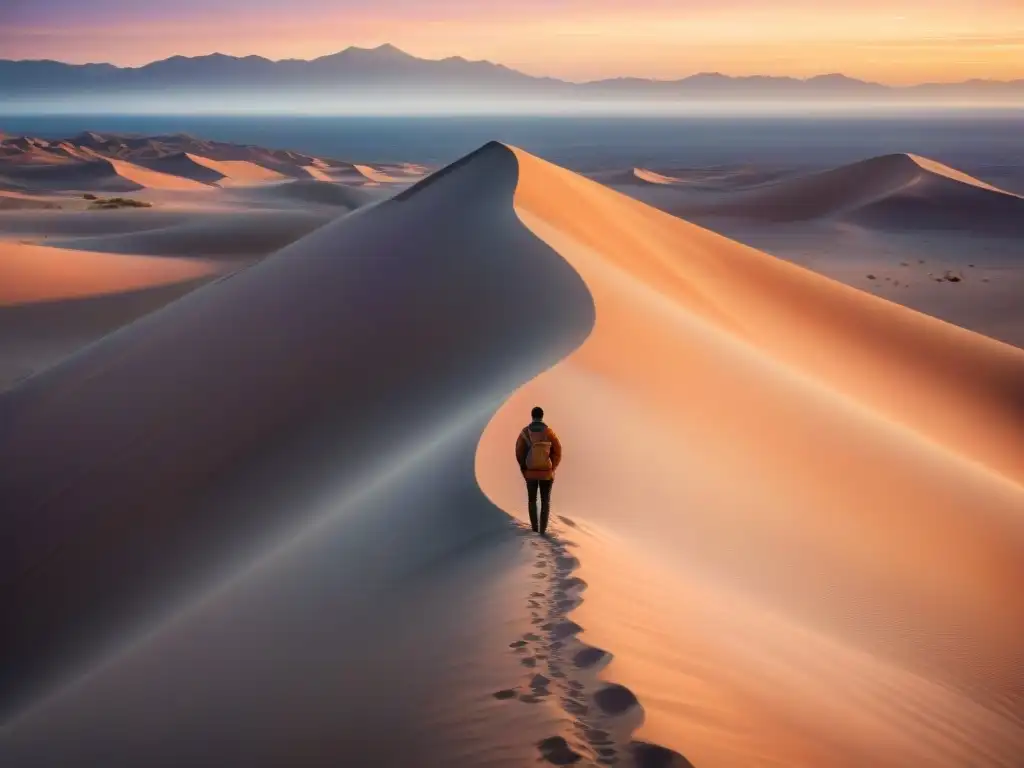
[1,142,1022,767]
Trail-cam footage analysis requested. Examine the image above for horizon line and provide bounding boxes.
[5,44,1022,89]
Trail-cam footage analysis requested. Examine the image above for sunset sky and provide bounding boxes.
[3,0,1024,84]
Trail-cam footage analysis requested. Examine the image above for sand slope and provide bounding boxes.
[688,153,1024,234]
[46,209,336,260]
[184,154,289,186]
[0,242,218,305]
[0,144,597,766]
[477,147,1024,767]
[1,143,1022,767]
[136,152,228,184]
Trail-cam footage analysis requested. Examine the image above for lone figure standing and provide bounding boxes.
[515,406,562,535]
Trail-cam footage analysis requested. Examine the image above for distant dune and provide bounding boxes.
[1,142,1021,768]
[136,152,229,184]
[684,152,1024,234]
[0,133,395,393]
[0,241,218,305]
[46,209,335,260]
[0,191,61,210]
[0,133,421,193]
[230,178,386,209]
[185,154,289,186]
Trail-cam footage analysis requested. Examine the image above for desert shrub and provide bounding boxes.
[89,196,153,210]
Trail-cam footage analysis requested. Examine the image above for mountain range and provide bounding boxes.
[3,44,1022,109]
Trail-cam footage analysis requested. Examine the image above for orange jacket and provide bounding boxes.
[515,421,562,481]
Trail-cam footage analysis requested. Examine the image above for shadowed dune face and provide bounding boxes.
[0,241,225,389]
[476,147,1024,766]
[0,158,144,193]
[663,153,1024,235]
[44,209,337,260]
[0,144,595,752]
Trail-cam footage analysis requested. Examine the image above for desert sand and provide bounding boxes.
[0,138,1022,767]
[0,133,404,390]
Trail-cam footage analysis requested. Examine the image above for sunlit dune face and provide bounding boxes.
[0,243,218,305]
[4,0,1024,83]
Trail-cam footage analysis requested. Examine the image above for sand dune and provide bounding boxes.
[632,168,686,184]
[1,143,1022,767]
[104,157,213,191]
[354,163,426,184]
[46,209,336,259]
[184,154,289,186]
[0,242,219,304]
[0,158,142,193]
[477,146,1024,766]
[136,152,228,184]
[0,134,384,193]
[0,156,211,193]
[0,144,593,768]
[229,178,386,209]
[0,242,222,389]
[0,191,62,210]
[688,153,1024,234]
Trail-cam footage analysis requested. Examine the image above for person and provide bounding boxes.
[515,406,562,535]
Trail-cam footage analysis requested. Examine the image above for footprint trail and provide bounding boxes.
[493,517,694,767]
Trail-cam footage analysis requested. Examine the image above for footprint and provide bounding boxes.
[509,640,528,649]
[630,742,695,768]
[573,647,610,669]
[519,694,543,704]
[529,674,551,689]
[564,699,589,716]
[530,591,545,598]
[523,633,540,641]
[521,657,538,668]
[593,684,639,716]
[493,689,517,700]
[549,621,583,640]
[558,516,577,527]
[537,736,583,766]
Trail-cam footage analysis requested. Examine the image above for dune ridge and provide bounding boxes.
[0,142,1021,767]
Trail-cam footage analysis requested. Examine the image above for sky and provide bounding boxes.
[3,0,1024,84]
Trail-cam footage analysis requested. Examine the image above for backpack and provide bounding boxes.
[522,427,552,472]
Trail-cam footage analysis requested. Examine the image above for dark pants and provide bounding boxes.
[526,479,553,534]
